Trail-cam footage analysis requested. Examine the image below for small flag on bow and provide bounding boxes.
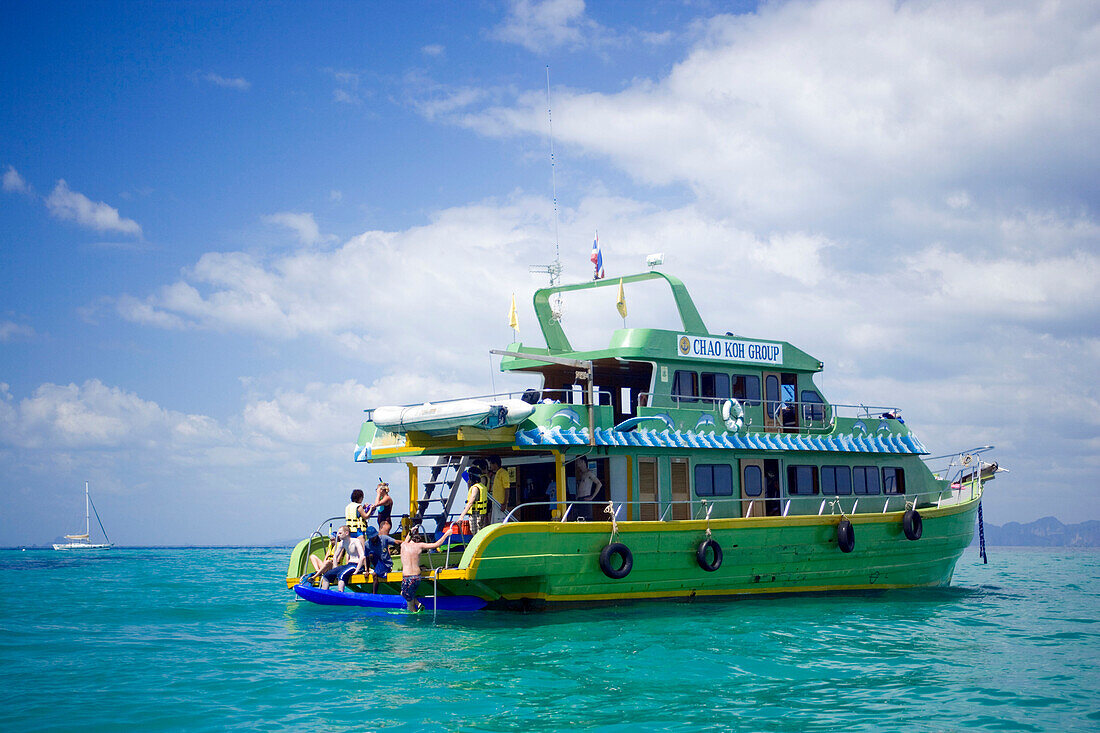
[590,230,605,280]
[508,293,519,331]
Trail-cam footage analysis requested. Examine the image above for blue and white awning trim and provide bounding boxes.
[514,426,928,454]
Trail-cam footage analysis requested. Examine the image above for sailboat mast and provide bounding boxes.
[85,481,91,537]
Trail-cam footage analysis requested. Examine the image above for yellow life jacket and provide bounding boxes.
[470,482,488,515]
[345,501,366,532]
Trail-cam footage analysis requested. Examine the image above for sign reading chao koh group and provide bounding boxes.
[677,334,783,365]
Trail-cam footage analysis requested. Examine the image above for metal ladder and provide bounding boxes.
[411,455,470,533]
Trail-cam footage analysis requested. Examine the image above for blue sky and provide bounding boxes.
[2,0,1098,545]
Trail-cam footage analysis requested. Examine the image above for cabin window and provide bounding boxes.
[765,374,780,415]
[821,466,852,495]
[694,463,733,497]
[801,390,825,423]
[743,465,763,497]
[700,372,730,402]
[786,465,819,495]
[882,467,906,495]
[731,375,761,406]
[671,370,699,403]
[853,466,881,495]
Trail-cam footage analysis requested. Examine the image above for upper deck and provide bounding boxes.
[356,271,924,463]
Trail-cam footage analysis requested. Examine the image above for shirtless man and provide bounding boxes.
[399,526,455,612]
[320,525,366,592]
[575,459,603,521]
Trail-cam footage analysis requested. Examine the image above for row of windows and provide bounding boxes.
[673,370,762,404]
[697,463,906,498]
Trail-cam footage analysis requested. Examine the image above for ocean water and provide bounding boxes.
[1,547,1097,732]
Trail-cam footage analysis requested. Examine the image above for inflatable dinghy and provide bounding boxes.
[294,582,487,611]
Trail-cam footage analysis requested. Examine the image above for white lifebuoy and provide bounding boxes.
[721,398,744,432]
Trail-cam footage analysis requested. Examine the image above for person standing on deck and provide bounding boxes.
[459,465,490,535]
[399,525,455,612]
[367,481,394,536]
[575,460,603,521]
[345,489,370,539]
[487,455,510,523]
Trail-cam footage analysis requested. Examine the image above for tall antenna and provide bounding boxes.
[529,65,564,321]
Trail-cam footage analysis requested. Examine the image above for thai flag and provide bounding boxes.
[590,230,605,280]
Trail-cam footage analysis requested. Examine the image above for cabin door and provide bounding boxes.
[763,458,782,516]
[740,459,765,518]
[638,456,659,521]
[763,372,800,433]
[670,457,691,520]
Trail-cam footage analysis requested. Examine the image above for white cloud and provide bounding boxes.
[262,211,328,246]
[492,0,592,52]
[3,166,31,194]
[202,73,250,90]
[421,44,445,57]
[45,180,142,236]
[466,0,1100,238]
[0,321,35,341]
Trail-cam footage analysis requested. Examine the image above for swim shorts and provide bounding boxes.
[400,576,421,602]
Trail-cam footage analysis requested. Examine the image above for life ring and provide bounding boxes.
[721,398,744,432]
[696,539,723,572]
[837,519,855,553]
[903,509,923,541]
[599,542,633,579]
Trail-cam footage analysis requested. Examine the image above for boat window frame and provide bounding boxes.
[732,374,762,406]
[693,463,734,497]
[786,464,819,496]
[882,466,906,495]
[820,465,853,495]
[853,465,881,495]
[700,372,730,401]
[671,369,699,403]
[742,464,763,497]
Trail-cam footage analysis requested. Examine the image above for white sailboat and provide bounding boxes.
[53,481,113,550]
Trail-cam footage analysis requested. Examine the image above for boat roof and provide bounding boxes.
[500,271,823,373]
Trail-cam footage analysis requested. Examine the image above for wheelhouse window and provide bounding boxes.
[882,467,906,495]
[732,375,761,406]
[801,390,826,423]
[853,466,881,495]
[786,465,819,495]
[671,370,699,403]
[820,466,852,495]
[743,465,763,497]
[694,463,733,497]
[701,372,730,402]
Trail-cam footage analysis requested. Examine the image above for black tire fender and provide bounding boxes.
[837,519,855,553]
[903,508,923,541]
[696,539,723,572]
[599,542,633,579]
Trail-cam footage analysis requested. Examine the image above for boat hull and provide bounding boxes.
[288,494,980,609]
[293,583,487,611]
[52,543,112,550]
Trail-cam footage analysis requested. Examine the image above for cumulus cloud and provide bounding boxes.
[492,0,594,52]
[0,321,35,341]
[466,0,1100,239]
[3,166,31,194]
[201,72,250,90]
[45,180,142,236]
[262,211,328,246]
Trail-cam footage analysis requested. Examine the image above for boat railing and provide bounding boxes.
[364,388,614,420]
[635,394,905,432]
[499,484,976,526]
[922,445,998,486]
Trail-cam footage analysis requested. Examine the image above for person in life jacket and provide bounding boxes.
[345,489,370,538]
[459,463,490,536]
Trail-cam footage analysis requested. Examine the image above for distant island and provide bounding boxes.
[980,516,1100,547]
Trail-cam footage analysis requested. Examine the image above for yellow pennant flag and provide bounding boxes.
[508,293,519,331]
[616,278,627,318]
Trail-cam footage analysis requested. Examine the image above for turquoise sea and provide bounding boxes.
[1,547,1097,732]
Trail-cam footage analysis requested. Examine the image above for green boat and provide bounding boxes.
[287,271,1002,609]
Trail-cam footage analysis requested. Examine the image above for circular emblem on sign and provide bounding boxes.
[678,336,690,355]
